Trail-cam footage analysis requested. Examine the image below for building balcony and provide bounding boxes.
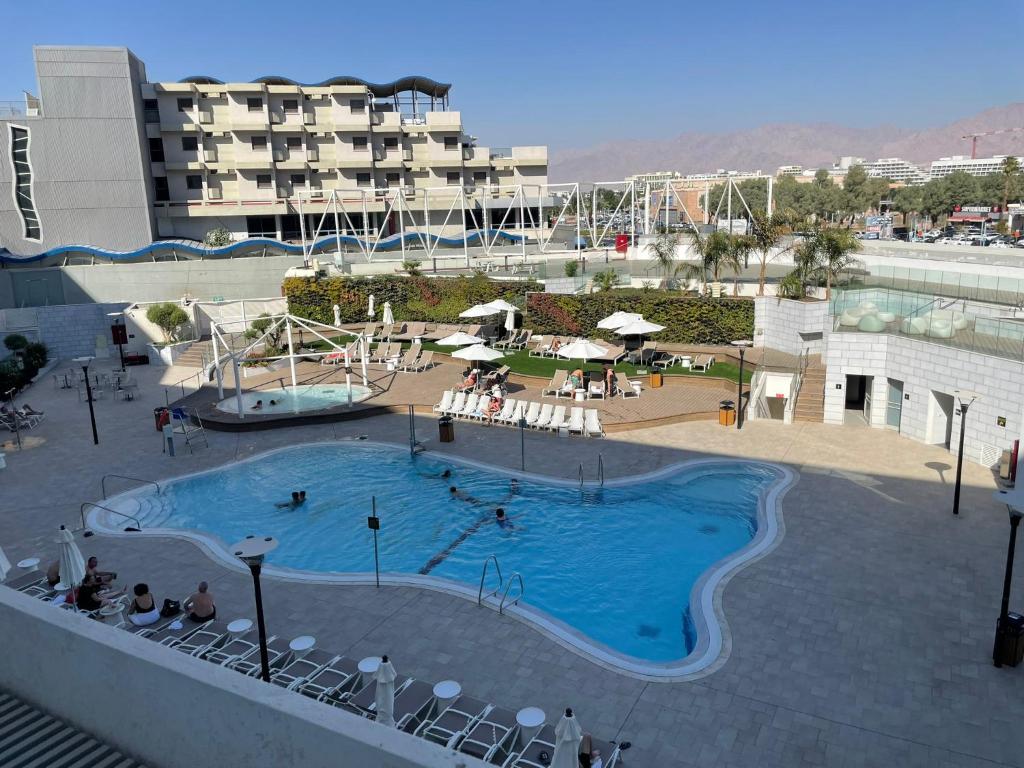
[235,158,272,170]
[334,114,370,130]
[426,111,461,131]
[159,120,202,133]
[203,149,218,163]
[512,146,548,166]
[335,157,372,168]
[164,160,205,171]
[198,110,214,124]
[231,117,269,131]
[207,187,222,200]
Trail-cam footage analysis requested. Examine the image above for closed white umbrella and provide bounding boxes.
[452,344,504,362]
[56,525,85,590]
[367,294,375,319]
[374,655,397,728]
[437,332,485,346]
[332,304,341,327]
[615,319,665,336]
[459,303,499,318]
[504,309,516,334]
[597,311,642,330]
[382,302,394,326]
[557,338,609,360]
[552,709,583,768]
[483,299,519,313]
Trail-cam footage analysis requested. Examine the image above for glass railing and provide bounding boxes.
[831,287,1024,362]
[849,264,1024,307]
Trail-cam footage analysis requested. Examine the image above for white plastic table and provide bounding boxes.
[433,680,461,709]
[227,618,253,637]
[17,558,40,571]
[574,389,586,402]
[289,635,316,657]
[358,656,381,687]
[516,707,545,744]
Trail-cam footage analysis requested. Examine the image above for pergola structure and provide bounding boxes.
[210,313,367,419]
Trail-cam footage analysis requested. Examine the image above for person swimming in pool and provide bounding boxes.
[275,491,307,509]
[420,468,452,480]
[252,399,263,410]
[269,399,277,406]
[449,486,483,506]
[495,508,511,528]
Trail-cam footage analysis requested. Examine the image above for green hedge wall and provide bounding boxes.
[284,275,537,325]
[526,291,754,344]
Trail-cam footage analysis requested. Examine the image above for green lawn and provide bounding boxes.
[308,335,751,383]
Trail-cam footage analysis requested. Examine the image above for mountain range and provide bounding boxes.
[548,103,1024,182]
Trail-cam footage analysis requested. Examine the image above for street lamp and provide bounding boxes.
[73,356,99,445]
[232,535,278,682]
[731,340,753,430]
[991,488,1022,668]
[952,390,979,516]
[107,312,127,372]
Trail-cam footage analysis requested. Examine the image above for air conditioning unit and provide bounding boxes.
[203,150,218,162]
[207,187,222,200]
[463,185,476,194]
[403,186,416,198]
[303,113,316,125]
[199,111,214,124]
[306,149,319,162]
[276,187,290,199]
[272,149,287,162]
[270,113,283,124]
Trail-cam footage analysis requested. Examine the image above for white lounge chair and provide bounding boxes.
[522,401,541,427]
[458,393,480,419]
[547,405,567,431]
[271,649,340,691]
[495,398,517,424]
[690,354,715,372]
[434,390,454,413]
[203,630,273,667]
[616,372,639,398]
[567,407,585,435]
[470,395,491,420]
[533,403,554,430]
[405,350,434,372]
[541,369,568,397]
[445,391,467,416]
[417,696,492,749]
[585,409,604,437]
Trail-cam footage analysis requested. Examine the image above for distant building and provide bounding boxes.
[929,155,1023,179]
[776,165,803,177]
[625,171,681,187]
[862,158,929,185]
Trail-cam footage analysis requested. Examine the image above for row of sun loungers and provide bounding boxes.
[3,572,625,766]
[1,405,45,431]
[356,322,490,342]
[434,392,604,437]
[539,369,639,400]
[319,342,434,372]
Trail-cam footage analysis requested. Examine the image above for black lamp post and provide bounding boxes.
[731,340,753,430]
[73,356,99,445]
[108,312,127,372]
[952,390,979,516]
[992,499,1021,667]
[232,535,278,682]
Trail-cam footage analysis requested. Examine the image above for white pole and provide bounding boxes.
[519,185,526,262]
[286,316,297,389]
[538,186,545,252]
[766,175,774,215]
[664,181,670,231]
[704,181,710,224]
[643,182,650,235]
[359,334,368,386]
[211,327,224,399]
[482,185,490,258]
[727,180,733,234]
[461,188,469,267]
[575,183,581,252]
[361,191,371,262]
[298,193,308,265]
[333,192,342,264]
[233,357,244,419]
[345,367,353,408]
[398,191,406,262]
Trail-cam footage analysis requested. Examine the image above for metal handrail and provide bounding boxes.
[598,454,604,486]
[102,474,161,500]
[478,555,503,606]
[578,463,584,488]
[81,502,141,532]
[499,572,524,615]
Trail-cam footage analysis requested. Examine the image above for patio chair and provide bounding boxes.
[228,635,294,676]
[425,323,456,341]
[3,571,54,599]
[203,630,274,667]
[567,407,585,435]
[271,648,340,691]
[628,341,658,365]
[391,679,438,732]
[541,369,568,397]
[370,342,387,362]
[541,337,566,358]
[434,390,455,413]
[457,393,480,419]
[546,405,568,432]
[405,350,434,372]
[444,391,467,416]
[147,619,215,649]
[169,620,230,657]
[296,655,362,702]
[393,321,427,341]
[510,329,533,350]
[505,723,556,768]
[585,409,605,437]
[494,330,520,349]
[690,353,715,372]
[522,401,541,427]
[395,344,421,371]
[495,398,518,424]
[592,345,627,364]
[532,403,554,430]
[588,379,606,399]
[416,696,491,749]
[361,322,379,339]
[469,395,492,420]
[653,352,682,371]
[320,351,344,367]
[616,372,639,398]
[458,705,521,763]
[379,323,395,340]
[463,324,485,338]
[336,674,411,716]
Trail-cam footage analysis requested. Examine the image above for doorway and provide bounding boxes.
[886,379,904,432]
[928,391,955,447]
[844,374,872,425]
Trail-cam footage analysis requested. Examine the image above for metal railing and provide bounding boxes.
[478,555,503,606]
[81,502,141,532]
[578,463,584,488]
[498,572,524,614]
[101,474,161,500]
[164,369,205,406]
[597,454,604,486]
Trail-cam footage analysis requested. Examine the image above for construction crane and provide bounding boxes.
[961,127,1024,159]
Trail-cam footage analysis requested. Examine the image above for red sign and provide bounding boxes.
[615,234,629,254]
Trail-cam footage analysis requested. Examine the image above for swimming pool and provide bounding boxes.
[214,384,372,414]
[98,443,792,673]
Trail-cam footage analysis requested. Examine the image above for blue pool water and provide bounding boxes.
[120,444,780,662]
[214,384,371,414]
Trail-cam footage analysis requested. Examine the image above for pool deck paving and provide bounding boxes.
[3,361,1023,767]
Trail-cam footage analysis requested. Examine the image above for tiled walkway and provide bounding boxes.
[3,362,1023,767]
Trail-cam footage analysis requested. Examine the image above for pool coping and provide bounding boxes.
[90,439,798,682]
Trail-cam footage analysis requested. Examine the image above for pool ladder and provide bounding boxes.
[579,455,605,488]
[478,555,525,615]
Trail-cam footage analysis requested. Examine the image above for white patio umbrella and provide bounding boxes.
[459,303,499,318]
[557,338,609,360]
[382,301,394,326]
[503,309,516,334]
[615,319,666,337]
[452,344,504,362]
[374,655,397,728]
[597,311,642,330]
[56,525,85,590]
[437,332,485,346]
[332,304,341,327]
[367,294,375,318]
[483,299,519,313]
[552,709,583,768]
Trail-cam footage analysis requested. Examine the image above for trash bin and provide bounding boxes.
[154,407,169,432]
[994,612,1024,667]
[719,400,735,426]
[650,372,663,389]
[438,416,455,443]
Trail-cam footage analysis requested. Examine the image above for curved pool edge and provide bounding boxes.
[89,440,798,682]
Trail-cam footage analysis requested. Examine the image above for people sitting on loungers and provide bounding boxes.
[604,365,615,396]
[21,403,44,416]
[76,575,124,612]
[127,583,161,627]
[86,556,117,587]
[458,370,478,392]
[486,395,503,420]
[184,581,216,623]
[46,560,61,587]
[551,338,561,354]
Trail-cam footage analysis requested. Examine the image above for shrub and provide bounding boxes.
[402,259,423,276]
[563,260,579,278]
[0,359,21,396]
[21,342,48,377]
[203,227,233,247]
[146,302,190,343]
[3,334,28,352]
[243,313,285,351]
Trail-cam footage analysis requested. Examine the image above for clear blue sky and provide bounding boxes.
[2,0,1021,150]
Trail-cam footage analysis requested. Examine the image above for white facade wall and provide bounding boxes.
[753,297,830,357]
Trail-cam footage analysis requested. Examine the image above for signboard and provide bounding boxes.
[953,205,1001,214]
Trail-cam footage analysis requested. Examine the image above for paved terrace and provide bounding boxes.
[3,362,1023,767]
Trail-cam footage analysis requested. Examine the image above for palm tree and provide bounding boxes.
[726,234,756,296]
[591,269,619,292]
[681,231,740,297]
[1001,156,1021,229]
[811,228,862,300]
[646,230,679,288]
[777,237,818,299]
[749,211,789,296]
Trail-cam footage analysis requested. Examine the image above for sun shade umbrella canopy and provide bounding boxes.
[557,339,609,360]
[437,332,485,346]
[459,303,500,318]
[56,526,85,589]
[374,656,397,728]
[615,319,666,336]
[552,709,584,768]
[452,344,504,362]
[367,294,375,318]
[596,311,643,330]
[504,309,516,333]
[483,299,519,313]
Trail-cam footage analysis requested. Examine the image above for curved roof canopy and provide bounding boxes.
[178,74,450,98]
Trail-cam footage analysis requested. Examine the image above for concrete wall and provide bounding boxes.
[754,296,830,357]
[0,588,486,768]
[0,301,131,362]
[823,331,1023,466]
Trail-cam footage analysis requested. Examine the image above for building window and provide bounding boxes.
[283,99,298,114]
[153,176,170,202]
[286,136,302,149]
[246,215,276,237]
[148,138,165,163]
[290,173,305,186]
[181,136,198,152]
[177,98,193,112]
[444,136,458,150]
[386,172,401,185]
[353,136,368,150]
[251,136,268,151]
[350,99,365,114]
[247,97,263,112]
[9,126,40,239]
[356,172,371,187]
[383,137,398,148]
[143,99,160,123]
[256,174,272,189]
[473,171,488,182]
[186,174,203,190]
[447,171,461,185]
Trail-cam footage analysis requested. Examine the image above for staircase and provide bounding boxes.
[793,364,826,423]
[173,338,215,370]
[0,690,146,767]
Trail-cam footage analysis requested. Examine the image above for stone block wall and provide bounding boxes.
[754,297,830,357]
